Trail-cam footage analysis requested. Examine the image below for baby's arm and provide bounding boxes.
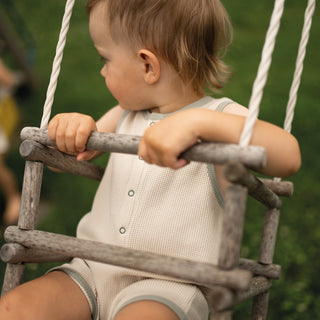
[95,105,123,133]
[48,105,123,161]
[138,104,301,178]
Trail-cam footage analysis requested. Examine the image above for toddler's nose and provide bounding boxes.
[100,65,107,78]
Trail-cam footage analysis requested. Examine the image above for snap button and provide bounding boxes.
[128,190,135,197]
[119,227,126,234]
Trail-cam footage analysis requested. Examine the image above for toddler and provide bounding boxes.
[0,1,301,319]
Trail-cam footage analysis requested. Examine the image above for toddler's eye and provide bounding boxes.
[99,56,108,64]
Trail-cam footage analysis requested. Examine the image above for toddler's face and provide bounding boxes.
[89,2,150,111]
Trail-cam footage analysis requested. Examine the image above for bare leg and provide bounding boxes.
[114,300,180,320]
[0,155,20,225]
[0,271,91,320]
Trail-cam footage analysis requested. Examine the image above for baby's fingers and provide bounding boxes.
[138,138,187,169]
[74,121,96,153]
[48,113,97,155]
[48,114,69,153]
[65,122,85,154]
[137,140,152,164]
[156,147,188,169]
[52,117,69,153]
[77,150,100,162]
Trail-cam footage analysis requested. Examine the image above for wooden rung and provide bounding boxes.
[205,286,234,313]
[20,127,267,169]
[224,162,282,209]
[259,209,280,264]
[259,178,293,197]
[20,140,104,181]
[4,226,252,291]
[251,291,270,320]
[234,277,271,308]
[18,161,44,230]
[210,311,233,320]
[239,258,281,279]
[218,185,247,270]
[0,244,280,280]
[0,243,70,264]
[0,244,281,280]
[1,263,25,297]
[207,276,271,312]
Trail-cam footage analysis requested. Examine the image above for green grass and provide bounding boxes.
[1,1,320,319]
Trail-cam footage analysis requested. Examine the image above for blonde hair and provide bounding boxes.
[87,0,232,93]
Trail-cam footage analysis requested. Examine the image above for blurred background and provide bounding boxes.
[0,0,319,318]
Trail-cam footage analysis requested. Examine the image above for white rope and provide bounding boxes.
[239,0,285,147]
[275,0,315,183]
[283,0,316,133]
[40,0,76,129]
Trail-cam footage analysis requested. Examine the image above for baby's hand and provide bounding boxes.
[138,110,200,169]
[48,113,98,161]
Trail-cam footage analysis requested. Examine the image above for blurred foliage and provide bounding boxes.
[0,0,319,319]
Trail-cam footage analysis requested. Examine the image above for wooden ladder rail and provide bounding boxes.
[222,163,290,319]
[1,128,293,320]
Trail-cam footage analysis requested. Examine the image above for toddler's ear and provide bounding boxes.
[138,49,160,84]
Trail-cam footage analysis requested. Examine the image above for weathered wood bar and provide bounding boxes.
[207,276,271,311]
[19,137,293,203]
[4,226,252,291]
[259,209,280,265]
[20,140,104,181]
[252,291,270,320]
[211,311,233,320]
[0,243,70,264]
[1,264,25,297]
[259,178,293,197]
[238,258,281,279]
[18,161,44,230]
[20,127,267,169]
[19,138,293,201]
[233,277,271,308]
[2,160,44,296]
[218,185,247,270]
[0,243,281,279]
[224,162,282,209]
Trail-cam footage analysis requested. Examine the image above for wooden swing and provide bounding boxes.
[0,0,316,319]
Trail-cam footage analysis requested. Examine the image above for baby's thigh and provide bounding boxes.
[0,271,91,320]
[110,279,209,320]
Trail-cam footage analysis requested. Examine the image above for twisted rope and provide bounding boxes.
[239,0,285,147]
[40,0,76,129]
[283,0,316,133]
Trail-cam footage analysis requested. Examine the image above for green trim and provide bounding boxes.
[116,110,131,133]
[142,96,214,120]
[207,164,224,208]
[122,96,233,124]
[215,98,233,112]
[205,98,233,208]
[113,295,187,320]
